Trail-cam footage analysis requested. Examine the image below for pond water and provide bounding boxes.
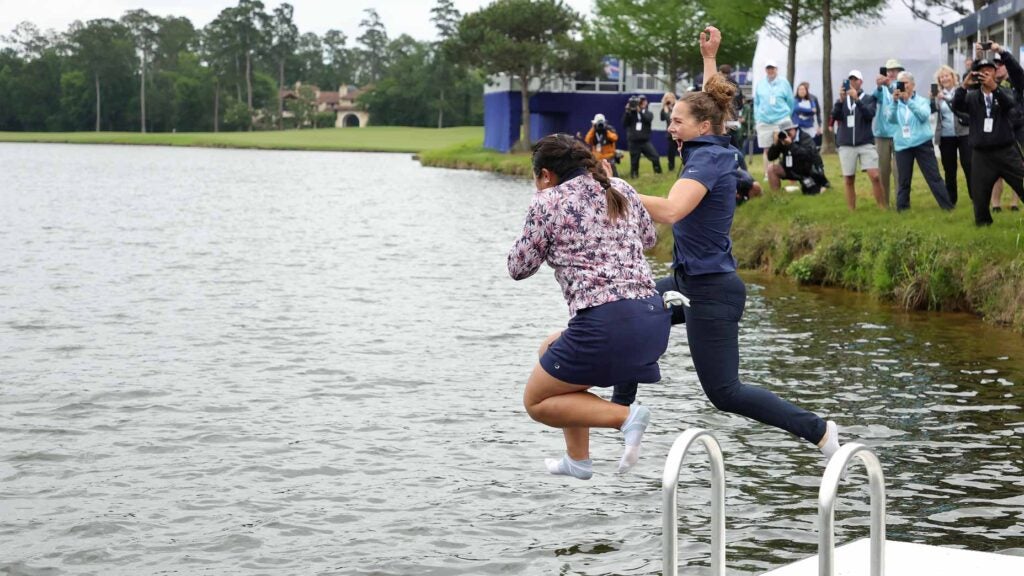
[0,143,1021,575]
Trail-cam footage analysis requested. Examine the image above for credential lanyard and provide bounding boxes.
[898,101,912,129]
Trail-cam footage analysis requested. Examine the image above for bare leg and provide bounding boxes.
[562,428,590,461]
[536,330,592,459]
[843,175,857,211]
[749,181,763,198]
[767,163,784,191]
[866,168,886,209]
[992,178,1004,210]
[523,363,628,429]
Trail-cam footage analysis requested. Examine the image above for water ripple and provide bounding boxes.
[0,144,1020,575]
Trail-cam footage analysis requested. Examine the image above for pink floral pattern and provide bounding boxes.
[507,175,658,316]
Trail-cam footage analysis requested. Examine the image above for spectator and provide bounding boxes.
[932,65,972,207]
[732,145,763,205]
[988,46,1023,212]
[766,117,830,194]
[754,60,795,180]
[582,113,620,177]
[661,92,678,172]
[874,58,905,207]
[719,64,747,151]
[621,95,662,178]
[952,58,1024,225]
[887,71,954,211]
[793,81,822,145]
[832,70,887,210]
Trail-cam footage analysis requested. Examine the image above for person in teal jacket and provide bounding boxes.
[753,60,795,176]
[873,59,905,207]
[885,70,954,211]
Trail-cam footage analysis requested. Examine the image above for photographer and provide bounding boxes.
[983,42,1024,212]
[754,60,795,179]
[932,65,972,206]
[832,70,887,210]
[720,64,747,151]
[621,95,662,178]
[874,58,905,207]
[886,71,954,211]
[582,113,620,176]
[660,92,678,172]
[765,117,830,194]
[733,146,763,205]
[952,59,1024,226]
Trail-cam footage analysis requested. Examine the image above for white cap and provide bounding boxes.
[848,69,863,80]
[592,113,606,124]
[765,59,779,69]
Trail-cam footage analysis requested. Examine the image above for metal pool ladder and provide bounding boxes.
[661,428,886,576]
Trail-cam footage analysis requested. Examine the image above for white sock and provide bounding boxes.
[618,404,651,473]
[820,420,840,459]
[545,454,593,480]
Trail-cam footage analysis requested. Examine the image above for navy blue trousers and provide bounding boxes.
[895,142,954,211]
[613,269,826,445]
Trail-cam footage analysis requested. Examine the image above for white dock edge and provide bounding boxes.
[761,538,1024,576]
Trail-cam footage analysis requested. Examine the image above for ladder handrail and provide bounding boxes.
[817,442,886,576]
[662,428,725,576]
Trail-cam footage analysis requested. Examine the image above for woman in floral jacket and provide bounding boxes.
[508,134,671,480]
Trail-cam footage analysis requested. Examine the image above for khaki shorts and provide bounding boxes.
[838,144,879,176]
[756,121,784,148]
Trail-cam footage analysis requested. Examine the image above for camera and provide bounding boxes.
[594,119,606,133]
[778,130,789,142]
[931,83,939,96]
[895,80,906,92]
[842,79,851,91]
[879,66,888,76]
[982,41,993,50]
[627,96,639,111]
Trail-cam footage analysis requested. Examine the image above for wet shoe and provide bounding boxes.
[618,404,651,474]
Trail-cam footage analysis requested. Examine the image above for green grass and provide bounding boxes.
[724,154,1024,332]
[419,141,533,175]
[0,126,484,153]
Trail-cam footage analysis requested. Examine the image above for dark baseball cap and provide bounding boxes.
[973,59,997,71]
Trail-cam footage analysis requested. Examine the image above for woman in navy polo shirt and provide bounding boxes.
[636,27,841,460]
[508,135,672,480]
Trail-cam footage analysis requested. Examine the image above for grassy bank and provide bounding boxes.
[419,141,534,175]
[0,126,484,153]
[728,155,1024,332]
[423,141,1024,333]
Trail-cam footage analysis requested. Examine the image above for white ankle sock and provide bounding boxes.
[618,404,651,473]
[820,420,840,459]
[545,454,593,480]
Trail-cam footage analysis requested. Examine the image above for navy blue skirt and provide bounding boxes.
[540,294,672,387]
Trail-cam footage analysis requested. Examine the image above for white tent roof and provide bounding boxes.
[752,1,945,97]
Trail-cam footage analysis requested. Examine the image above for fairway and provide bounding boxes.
[0,126,484,153]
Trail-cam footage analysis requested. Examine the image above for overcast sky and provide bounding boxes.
[0,0,596,43]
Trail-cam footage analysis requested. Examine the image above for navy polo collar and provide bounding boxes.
[681,134,731,160]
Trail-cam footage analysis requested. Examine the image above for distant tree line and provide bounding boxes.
[5,0,938,137]
[0,0,484,132]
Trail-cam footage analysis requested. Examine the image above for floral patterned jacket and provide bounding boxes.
[507,175,657,316]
